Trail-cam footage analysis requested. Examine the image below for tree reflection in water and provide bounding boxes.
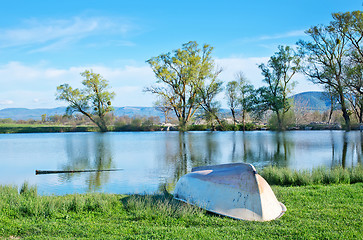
[330,131,363,168]
[160,131,362,192]
[42,131,362,194]
[162,131,296,189]
[60,133,113,191]
[162,132,221,190]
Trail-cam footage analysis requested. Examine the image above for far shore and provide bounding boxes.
[0,122,362,134]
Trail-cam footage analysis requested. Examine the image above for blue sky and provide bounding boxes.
[0,0,361,109]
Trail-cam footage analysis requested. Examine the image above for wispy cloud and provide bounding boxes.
[257,30,305,41]
[0,16,136,51]
[237,30,306,44]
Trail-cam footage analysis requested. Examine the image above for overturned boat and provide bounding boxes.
[173,163,286,221]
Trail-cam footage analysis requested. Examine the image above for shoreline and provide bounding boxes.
[0,123,361,134]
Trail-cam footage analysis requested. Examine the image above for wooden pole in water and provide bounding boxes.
[35,169,123,175]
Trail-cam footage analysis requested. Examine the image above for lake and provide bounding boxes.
[0,131,361,195]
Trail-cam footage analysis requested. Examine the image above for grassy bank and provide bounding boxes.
[260,165,363,186]
[0,183,362,239]
[1,122,362,133]
[0,124,98,134]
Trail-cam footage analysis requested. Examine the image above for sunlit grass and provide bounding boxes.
[0,123,97,133]
[260,165,363,186]
[0,182,362,239]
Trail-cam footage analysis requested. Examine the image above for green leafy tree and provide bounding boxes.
[256,45,300,131]
[145,41,221,131]
[41,114,47,123]
[56,70,115,132]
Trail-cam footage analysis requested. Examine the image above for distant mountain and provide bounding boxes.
[0,107,67,120]
[0,91,332,120]
[113,106,165,119]
[291,91,332,111]
[0,106,165,121]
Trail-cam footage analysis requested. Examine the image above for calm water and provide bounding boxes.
[0,131,362,195]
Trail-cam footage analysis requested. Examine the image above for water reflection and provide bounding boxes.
[60,133,114,191]
[3,131,360,195]
[329,132,363,168]
[160,131,362,191]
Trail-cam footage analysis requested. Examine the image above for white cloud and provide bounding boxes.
[216,57,269,88]
[215,57,322,95]
[0,61,155,109]
[0,100,14,105]
[0,16,136,51]
[0,57,323,109]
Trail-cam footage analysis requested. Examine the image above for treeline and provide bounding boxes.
[2,108,360,133]
[53,11,362,132]
[0,114,163,132]
[146,11,363,132]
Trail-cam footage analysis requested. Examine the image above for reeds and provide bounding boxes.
[260,165,363,186]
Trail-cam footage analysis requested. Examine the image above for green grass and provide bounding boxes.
[260,165,363,186]
[0,183,362,239]
[0,123,97,133]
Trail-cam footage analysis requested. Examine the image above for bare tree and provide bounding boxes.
[298,24,351,130]
[225,80,239,126]
[236,72,254,131]
[154,97,173,124]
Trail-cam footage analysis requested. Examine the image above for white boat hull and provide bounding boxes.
[174,163,286,221]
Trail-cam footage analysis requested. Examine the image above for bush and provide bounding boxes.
[268,110,296,131]
[113,117,160,131]
[187,124,208,131]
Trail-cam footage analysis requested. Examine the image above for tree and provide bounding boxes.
[154,96,173,124]
[332,11,363,65]
[256,45,300,131]
[236,72,255,131]
[196,75,223,130]
[333,11,363,124]
[324,85,340,124]
[298,17,352,130]
[145,41,221,131]
[41,114,47,123]
[56,70,115,132]
[225,80,239,126]
[226,72,254,129]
